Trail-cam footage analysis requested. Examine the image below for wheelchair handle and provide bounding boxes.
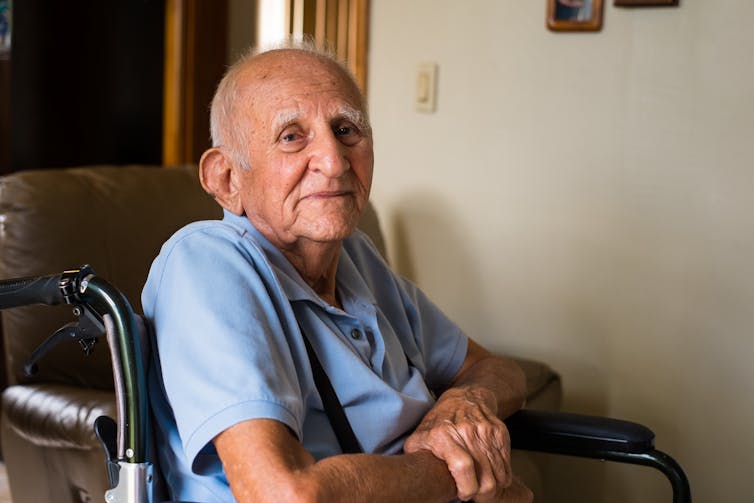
[0,266,149,465]
[0,273,66,308]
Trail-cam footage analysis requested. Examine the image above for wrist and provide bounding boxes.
[443,385,498,415]
[407,450,457,500]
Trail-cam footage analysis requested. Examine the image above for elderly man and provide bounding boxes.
[143,44,531,503]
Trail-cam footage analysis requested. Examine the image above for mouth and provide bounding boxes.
[304,190,353,200]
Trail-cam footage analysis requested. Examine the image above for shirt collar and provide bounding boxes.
[222,210,377,310]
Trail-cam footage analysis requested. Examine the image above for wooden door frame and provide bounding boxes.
[163,0,228,166]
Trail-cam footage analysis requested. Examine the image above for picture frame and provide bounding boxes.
[615,0,679,6]
[0,0,10,55]
[547,0,604,32]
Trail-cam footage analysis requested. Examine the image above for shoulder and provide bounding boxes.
[142,218,273,312]
[151,217,270,271]
[161,218,251,251]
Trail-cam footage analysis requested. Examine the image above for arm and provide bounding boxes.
[214,418,457,503]
[446,338,527,419]
[404,338,529,502]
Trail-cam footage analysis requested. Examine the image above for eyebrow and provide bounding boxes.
[272,105,370,133]
[273,110,302,132]
[339,106,370,132]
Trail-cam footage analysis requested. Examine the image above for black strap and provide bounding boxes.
[300,330,363,454]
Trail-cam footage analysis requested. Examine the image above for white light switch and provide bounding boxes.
[415,63,438,113]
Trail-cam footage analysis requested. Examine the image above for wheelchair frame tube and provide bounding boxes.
[506,409,691,502]
[521,445,691,503]
[599,449,690,503]
[104,462,155,503]
[82,276,149,465]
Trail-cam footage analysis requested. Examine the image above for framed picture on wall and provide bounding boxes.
[547,0,604,31]
[0,0,11,54]
[615,0,679,6]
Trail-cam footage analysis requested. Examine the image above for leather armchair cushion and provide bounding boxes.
[2,384,115,450]
[516,357,562,410]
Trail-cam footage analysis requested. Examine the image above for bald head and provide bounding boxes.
[209,45,369,170]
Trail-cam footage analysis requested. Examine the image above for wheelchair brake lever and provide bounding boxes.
[94,415,120,489]
[23,304,105,376]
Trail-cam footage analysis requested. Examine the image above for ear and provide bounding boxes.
[199,147,244,215]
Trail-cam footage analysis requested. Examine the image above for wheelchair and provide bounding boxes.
[0,266,691,503]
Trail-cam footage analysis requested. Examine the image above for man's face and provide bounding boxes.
[232,52,374,250]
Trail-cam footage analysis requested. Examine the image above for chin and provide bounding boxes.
[302,214,359,243]
[308,227,355,244]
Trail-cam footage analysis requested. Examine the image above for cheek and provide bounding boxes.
[354,151,374,192]
[278,161,307,185]
[266,160,309,213]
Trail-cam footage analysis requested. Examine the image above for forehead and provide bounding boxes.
[240,51,364,120]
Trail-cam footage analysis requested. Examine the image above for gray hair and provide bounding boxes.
[209,38,369,171]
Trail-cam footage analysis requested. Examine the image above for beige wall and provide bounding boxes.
[368,1,754,501]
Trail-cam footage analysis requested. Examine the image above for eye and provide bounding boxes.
[277,126,307,151]
[333,122,361,146]
[334,125,354,136]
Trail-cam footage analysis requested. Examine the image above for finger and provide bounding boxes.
[447,428,506,501]
[481,440,508,489]
[476,475,532,503]
[465,429,512,501]
[477,407,513,488]
[405,425,482,501]
[500,476,534,503]
[435,412,511,500]
[451,419,509,492]
[472,446,498,500]
[487,432,513,490]
[438,442,480,501]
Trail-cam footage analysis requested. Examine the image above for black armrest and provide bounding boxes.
[505,409,691,503]
[505,409,654,454]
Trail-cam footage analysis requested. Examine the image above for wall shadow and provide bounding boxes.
[384,190,612,501]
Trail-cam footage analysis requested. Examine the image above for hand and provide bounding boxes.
[403,387,513,502]
[484,476,533,503]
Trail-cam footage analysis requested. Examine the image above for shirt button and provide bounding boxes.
[350,328,362,340]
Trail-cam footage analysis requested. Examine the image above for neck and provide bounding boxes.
[281,240,342,308]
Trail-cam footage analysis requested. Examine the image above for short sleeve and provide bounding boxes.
[142,224,305,469]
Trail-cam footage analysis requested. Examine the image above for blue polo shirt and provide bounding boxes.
[142,210,468,502]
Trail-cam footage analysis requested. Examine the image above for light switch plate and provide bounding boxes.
[415,62,438,113]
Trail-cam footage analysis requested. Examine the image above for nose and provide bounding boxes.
[308,129,350,177]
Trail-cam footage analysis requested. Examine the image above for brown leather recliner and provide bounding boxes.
[0,164,561,503]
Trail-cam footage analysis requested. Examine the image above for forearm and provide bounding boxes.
[300,450,456,503]
[216,419,456,503]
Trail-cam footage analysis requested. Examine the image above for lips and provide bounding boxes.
[304,190,353,199]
